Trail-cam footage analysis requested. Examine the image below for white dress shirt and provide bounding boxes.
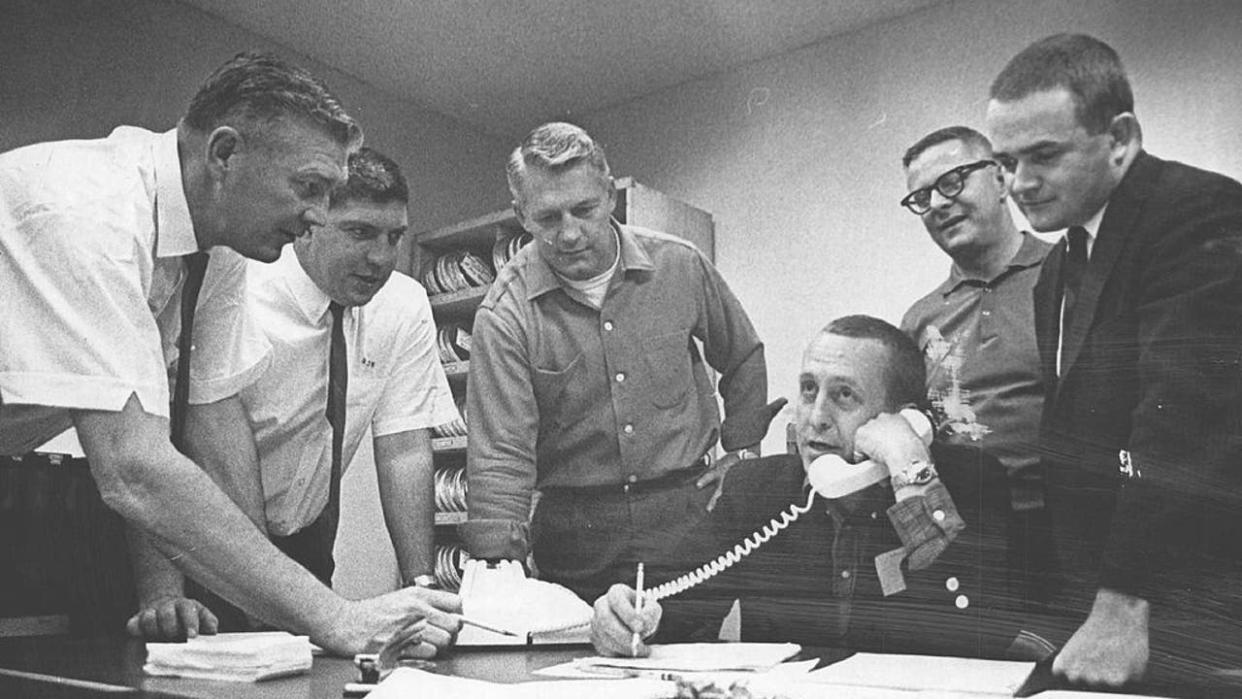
[242,249,460,535]
[0,127,270,455]
[1056,205,1106,376]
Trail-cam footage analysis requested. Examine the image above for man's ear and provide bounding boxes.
[511,199,527,230]
[604,176,618,214]
[205,126,242,178]
[1106,112,1141,164]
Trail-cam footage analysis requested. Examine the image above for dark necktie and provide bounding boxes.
[171,251,209,453]
[325,301,348,542]
[1061,226,1090,330]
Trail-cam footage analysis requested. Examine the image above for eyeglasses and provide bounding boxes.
[900,160,997,215]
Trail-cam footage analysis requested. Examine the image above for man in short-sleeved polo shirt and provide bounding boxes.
[0,53,463,656]
[898,126,1054,614]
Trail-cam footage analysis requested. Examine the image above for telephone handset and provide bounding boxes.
[646,407,934,602]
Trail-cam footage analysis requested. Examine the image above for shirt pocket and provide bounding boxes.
[531,353,583,430]
[644,330,692,409]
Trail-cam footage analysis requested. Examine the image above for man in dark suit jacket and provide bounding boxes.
[986,34,1242,686]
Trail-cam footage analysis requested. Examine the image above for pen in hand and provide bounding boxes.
[631,562,645,657]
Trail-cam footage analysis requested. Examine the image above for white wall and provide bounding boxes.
[577,0,1242,455]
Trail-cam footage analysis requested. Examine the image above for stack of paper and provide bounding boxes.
[144,631,313,682]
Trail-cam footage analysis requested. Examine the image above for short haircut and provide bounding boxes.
[902,125,994,168]
[331,147,409,207]
[822,315,926,408]
[989,33,1134,135]
[184,51,361,149]
[506,122,610,199]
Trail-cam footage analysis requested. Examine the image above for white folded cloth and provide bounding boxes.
[144,631,313,682]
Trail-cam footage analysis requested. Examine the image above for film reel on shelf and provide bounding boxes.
[423,250,495,296]
[436,322,471,364]
[433,467,468,512]
[492,230,533,272]
[433,544,470,590]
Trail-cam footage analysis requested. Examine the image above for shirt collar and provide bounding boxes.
[524,221,655,301]
[1075,204,1107,258]
[153,129,198,259]
[277,246,337,325]
[941,231,1047,296]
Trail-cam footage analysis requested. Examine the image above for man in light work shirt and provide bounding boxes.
[130,147,460,639]
[0,52,461,655]
[899,126,1054,610]
[462,122,768,603]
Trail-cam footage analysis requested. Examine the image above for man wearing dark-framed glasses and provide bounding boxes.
[898,125,1054,621]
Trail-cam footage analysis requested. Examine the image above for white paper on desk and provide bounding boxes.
[366,667,673,699]
[535,656,820,680]
[577,642,801,673]
[806,652,1034,695]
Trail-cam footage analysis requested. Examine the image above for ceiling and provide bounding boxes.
[180,0,944,140]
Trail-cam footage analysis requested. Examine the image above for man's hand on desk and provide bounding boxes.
[1053,588,1149,686]
[126,596,218,641]
[327,587,463,658]
[591,584,662,657]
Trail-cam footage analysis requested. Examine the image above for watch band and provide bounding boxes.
[891,459,938,490]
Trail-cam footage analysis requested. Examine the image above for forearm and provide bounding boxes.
[127,523,186,605]
[184,396,268,533]
[375,430,435,584]
[74,396,348,649]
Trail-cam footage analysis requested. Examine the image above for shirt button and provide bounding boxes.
[840,570,851,579]
[604,321,614,331]
[932,509,946,522]
[981,310,991,316]
[623,424,634,435]
[955,594,970,609]
[615,372,626,383]
[627,474,638,483]
[869,511,878,520]
[945,576,960,592]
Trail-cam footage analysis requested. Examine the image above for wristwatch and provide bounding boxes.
[409,574,440,590]
[734,448,760,461]
[890,458,938,490]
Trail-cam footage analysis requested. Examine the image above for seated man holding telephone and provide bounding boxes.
[592,315,1049,660]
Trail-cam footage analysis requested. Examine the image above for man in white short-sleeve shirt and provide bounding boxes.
[0,52,461,656]
[131,147,459,637]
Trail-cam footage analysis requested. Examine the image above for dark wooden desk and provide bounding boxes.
[3,635,1238,698]
[0,635,594,698]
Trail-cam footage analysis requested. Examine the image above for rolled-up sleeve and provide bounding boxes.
[886,481,964,570]
[693,251,766,451]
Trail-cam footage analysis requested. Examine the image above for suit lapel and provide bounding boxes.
[1033,242,1063,388]
[1058,152,1158,381]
